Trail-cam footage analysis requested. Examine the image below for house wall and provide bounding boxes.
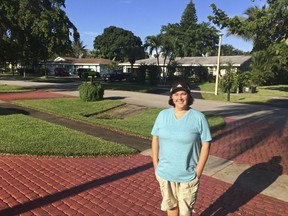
[73,65,98,74]
[46,63,73,75]
[120,56,252,78]
[45,62,109,76]
[73,64,108,74]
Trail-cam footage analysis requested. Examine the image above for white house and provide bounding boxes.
[44,57,112,75]
[120,55,252,76]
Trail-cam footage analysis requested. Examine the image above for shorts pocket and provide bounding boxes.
[188,176,200,187]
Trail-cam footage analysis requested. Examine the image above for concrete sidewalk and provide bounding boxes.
[0,80,287,215]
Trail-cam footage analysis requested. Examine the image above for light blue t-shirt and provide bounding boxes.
[151,107,212,183]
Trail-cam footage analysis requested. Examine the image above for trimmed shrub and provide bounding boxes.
[134,64,146,84]
[146,65,160,85]
[78,82,104,102]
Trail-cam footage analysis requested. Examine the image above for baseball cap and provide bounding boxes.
[170,81,191,95]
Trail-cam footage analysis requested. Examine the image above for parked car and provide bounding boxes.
[77,68,100,79]
[101,70,131,82]
[54,68,69,77]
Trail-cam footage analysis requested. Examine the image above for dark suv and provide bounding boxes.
[101,70,130,82]
[54,68,69,77]
[77,68,100,79]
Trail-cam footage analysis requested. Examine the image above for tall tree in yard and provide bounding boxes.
[208,0,288,85]
[180,0,198,29]
[161,0,218,57]
[144,35,162,66]
[0,0,79,70]
[93,26,143,62]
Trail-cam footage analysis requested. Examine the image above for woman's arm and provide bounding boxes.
[152,136,159,170]
[196,141,210,178]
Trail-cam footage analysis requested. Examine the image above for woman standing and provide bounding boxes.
[151,80,212,216]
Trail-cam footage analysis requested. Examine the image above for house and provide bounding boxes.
[44,57,112,75]
[119,55,252,77]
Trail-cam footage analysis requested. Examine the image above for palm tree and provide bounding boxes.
[144,35,162,66]
[159,34,179,83]
[122,46,145,75]
[72,40,87,58]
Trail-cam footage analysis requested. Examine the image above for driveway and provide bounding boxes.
[1,79,288,215]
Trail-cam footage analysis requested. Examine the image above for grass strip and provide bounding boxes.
[14,98,225,138]
[0,111,138,157]
[0,84,34,93]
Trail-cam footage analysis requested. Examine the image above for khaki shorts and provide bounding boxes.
[155,173,199,216]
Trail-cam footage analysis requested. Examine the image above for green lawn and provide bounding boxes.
[0,111,138,157]
[14,98,225,138]
[1,97,225,157]
[8,81,285,157]
[0,84,34,93]
[100,82,165,93]
[198,83,288,104]
[31,76,77,83]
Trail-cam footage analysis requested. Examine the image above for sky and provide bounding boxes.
[64,0,265,52]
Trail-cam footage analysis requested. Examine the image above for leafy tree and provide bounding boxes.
[144,0,220,70]
[219,62,236,93]
[160,23,184,57]
[251,43,288,85]
[143,0,223,84]
[0,0,79,71]
[209,1,287,51]
[193,66,209,83]
[160,0,219,57]
[180,0,198,29]
[220,44,249,56]
[208,0,288,84]
[146,65,161,85]
[93,26,143,62]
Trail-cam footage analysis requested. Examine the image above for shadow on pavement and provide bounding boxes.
[0,162,153,215]
[266,98,288,108]
[208,103,287,174]
[200,156,283,216]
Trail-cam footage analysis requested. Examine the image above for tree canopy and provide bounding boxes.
[145,0,220,60]
[208,0,288,52]
[180,0,198,29]
[221,44,249,56]
[93,26,144,62]
[71,41,87,58]
[208,0,288,85]
[0,0,79,68]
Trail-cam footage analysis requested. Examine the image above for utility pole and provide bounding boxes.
[214,33,223,95]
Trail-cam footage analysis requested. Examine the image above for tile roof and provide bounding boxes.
[54,57,111,65]
[120,55,252,66]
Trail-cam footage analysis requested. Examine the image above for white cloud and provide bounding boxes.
[83,32,98,37]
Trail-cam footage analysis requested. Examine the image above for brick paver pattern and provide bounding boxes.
[0,90,75,101]
[0,90,287,215]
[211,118,288,175]
[0,155,287,216]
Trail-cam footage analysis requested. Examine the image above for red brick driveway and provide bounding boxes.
[0,90,287,215]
